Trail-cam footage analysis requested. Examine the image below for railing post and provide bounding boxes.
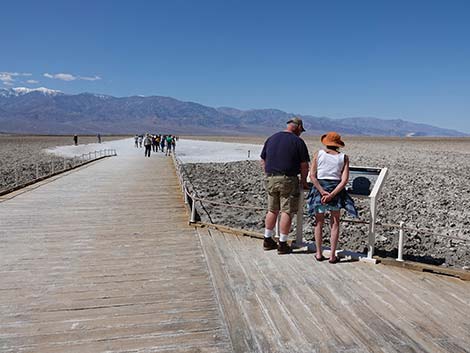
[94,151,97,159]
[366,197,377,262]
[63,158,66,170]
[190,194,197,223]
[184,182,189,204]
[397,221,405,262]
[36,162,39,179]
[51,160,54,174]
[15,167,19,186]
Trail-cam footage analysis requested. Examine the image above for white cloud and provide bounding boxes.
[56,73,76,81]
[0,71,32,84]
[44,72,76,81]
[0,74,14,83]
[43,72,102,82]
[79,75,101,81]
[26,79,39,84]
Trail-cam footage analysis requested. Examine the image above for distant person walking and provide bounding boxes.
[97,134,101,143]
[152,135,158,152]
[134,134,139,147]
[155,135,161,152]
[143,134,152,157]
[138,135,143,148]
[260,117,310,254]
[307,132,358,263]
[73,135,78,146]
[160,135,165,152]
[165,135,173,156]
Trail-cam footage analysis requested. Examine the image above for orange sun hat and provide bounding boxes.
[321,131,345,147]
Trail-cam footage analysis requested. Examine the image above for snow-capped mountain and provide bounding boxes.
[0,87,63,97]
[0,88,467,136]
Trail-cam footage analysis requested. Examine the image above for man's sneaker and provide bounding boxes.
[277,241,292,255]
[263,237,278,251]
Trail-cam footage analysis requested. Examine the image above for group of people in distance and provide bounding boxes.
[261,118,358,263]
[134,134,177,157]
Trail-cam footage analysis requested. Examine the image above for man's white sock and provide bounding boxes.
[279,233,288,242]
[264,229,274,238]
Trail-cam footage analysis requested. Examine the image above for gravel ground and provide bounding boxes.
[180,137,470,269]
[0,135,126,191]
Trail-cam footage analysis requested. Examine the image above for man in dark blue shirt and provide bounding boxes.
[260,117,310,254]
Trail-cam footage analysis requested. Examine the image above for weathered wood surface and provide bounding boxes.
[0,151,232,353]
[198,227,470,353]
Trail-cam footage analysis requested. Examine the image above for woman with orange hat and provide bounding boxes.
[307,132,358,263]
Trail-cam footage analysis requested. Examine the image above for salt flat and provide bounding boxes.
[47,137,263,163]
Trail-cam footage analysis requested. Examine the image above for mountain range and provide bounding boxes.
[0,87,466,137]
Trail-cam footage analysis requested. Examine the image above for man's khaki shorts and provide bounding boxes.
[266,175,300,214]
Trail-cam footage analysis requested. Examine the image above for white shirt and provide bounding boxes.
[316,149,345,180]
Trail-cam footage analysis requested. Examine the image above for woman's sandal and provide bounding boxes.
[315,255,326,262]
[328,257,340,264]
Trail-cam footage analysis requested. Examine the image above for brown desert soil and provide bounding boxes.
[181,135,470,269]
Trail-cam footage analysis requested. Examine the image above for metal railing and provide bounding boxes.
[0,149,117,195]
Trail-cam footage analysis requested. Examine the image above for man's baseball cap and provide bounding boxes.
[286,117,306,132]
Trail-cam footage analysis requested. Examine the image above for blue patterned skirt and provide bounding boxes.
[307,179,358,218]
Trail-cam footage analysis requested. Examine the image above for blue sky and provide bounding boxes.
[1,0,469,132]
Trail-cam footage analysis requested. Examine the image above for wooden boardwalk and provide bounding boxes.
[1,142,469,353]
[0,150,232,353]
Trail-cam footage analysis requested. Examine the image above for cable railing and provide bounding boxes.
[0,149,117,195]
[171,153,470,264]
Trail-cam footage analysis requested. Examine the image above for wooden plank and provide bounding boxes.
[198,228,470,353]
[376,257,470,281]
[201,228,279,352]
[197,227,260,353]
[232,234,363,353]
[0,152,233,353]
[357,263,470,338]
[194,221,264,239]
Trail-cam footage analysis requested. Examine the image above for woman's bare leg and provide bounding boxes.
[330,211,341,261]
[314,213,325,259]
